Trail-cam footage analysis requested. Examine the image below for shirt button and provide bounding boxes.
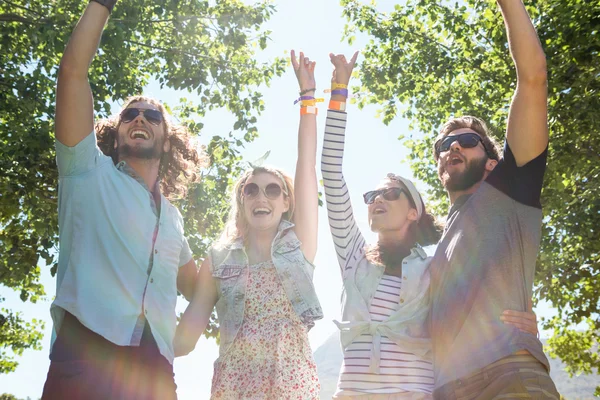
[150,278,154,283]
[155,249,158,254]
[400,298,405,303]
[144,309,148,314]
[403,276,407,280]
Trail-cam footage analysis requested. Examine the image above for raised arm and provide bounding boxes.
[174,257,218,357]
[55,1,112,147]
[290,50,319,263]
[321,52,366,274]
[498,0,548,166]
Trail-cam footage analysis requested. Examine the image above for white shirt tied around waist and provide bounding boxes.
[334,248,433,374]
[52,131,192,364]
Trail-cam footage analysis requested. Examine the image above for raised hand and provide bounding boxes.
[291,50,316,94]
[329,51,359,87]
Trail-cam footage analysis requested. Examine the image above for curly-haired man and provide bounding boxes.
[41,1,207,399]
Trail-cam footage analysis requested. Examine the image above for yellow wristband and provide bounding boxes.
[331,82,348,89]
[300,106,318,116]
[300,98,324,107]
[328,100,346,112]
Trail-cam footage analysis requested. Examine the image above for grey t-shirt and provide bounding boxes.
[429,142,550,389]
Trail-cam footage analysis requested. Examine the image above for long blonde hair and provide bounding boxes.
[214,166,295,248]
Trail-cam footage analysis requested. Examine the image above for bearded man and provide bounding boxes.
[428,1,560,399]
[41,0,206,398]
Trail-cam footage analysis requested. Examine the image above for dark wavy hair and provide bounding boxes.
[364,177,442,267]
[95,95,208,199]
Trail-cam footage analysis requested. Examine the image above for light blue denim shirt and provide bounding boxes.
[209,220,323,358]
[52,131,192,363]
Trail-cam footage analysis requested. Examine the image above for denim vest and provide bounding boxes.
[210,220,323,358]
[335,246,432,373]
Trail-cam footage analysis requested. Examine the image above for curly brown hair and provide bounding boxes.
[95,95,208,199]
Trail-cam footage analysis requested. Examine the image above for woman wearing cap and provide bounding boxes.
[321,52,539,399]
[174,50,322,399]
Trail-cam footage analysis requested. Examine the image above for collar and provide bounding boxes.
[229,219,296,250]
[412,245,428,260]
[116,160,161,197]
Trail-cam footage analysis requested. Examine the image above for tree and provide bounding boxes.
[342,0,600,388]
[0,0,285,372]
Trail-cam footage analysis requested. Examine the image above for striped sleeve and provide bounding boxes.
[321,109,366,275]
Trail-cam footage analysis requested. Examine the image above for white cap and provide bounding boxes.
[386,173,424,219]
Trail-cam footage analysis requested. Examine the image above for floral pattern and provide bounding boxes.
[211,261,320,400]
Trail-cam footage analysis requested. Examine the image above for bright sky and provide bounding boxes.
[0,1,555,398]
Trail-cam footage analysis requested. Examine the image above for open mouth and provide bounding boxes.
[448,154,464,166]
[373,207,386,215]
[129,129,151,140]
[252,207,272,217]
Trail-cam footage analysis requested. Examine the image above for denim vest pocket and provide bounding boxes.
[212,265,244,297]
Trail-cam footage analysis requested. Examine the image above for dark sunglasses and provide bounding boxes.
[435,132,487,156]
[120,108,164,126]
[363,187,408,205]
[242,182,287,200]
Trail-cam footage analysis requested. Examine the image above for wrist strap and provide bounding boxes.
[294,95,315,105]
[331,82,348,90]
[331,89,349,98]
[90,0,118,12]
[300,106,318,116]
[328,100,346,112]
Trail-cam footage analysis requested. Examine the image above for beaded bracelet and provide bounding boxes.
[299,88,316,96]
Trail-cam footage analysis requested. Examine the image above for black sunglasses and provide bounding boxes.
[120,108,164,126]
[242,182,286,200]
[363,187,408,205]
[435,132,488,156]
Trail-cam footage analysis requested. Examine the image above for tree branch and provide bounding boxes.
[0,0,44,17]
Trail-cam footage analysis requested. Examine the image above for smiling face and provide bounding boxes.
[241,172,290,234]
[436,127,497,192]
[115,101,170,161]
[367,178,418,234]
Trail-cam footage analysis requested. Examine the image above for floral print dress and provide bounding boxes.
[211,260,320,400]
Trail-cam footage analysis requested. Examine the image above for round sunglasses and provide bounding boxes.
[120,108,164,126]
[434,132,488,156]
[363,187,408,205]
[242,182,287,200]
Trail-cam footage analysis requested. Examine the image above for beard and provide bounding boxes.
[117,137,164,160]
[440,155,488,192]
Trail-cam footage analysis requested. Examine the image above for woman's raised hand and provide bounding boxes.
[291,50,316,94]
[329,51,359,87]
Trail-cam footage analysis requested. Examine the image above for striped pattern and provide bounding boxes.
[322,110,434,396]
[321,110,366,274]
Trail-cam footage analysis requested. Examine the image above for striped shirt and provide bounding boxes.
[322,110,434,396]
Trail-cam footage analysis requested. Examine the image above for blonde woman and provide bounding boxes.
[175,50,322,399]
